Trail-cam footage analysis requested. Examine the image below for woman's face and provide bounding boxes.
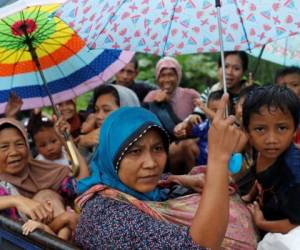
[58,100,76,120]
[218,54,244,91]
[0,127,28,175]
[158,68,178,96]
[118,129,167,193]
[94,93,119,127]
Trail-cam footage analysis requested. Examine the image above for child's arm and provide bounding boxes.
[173,114,201,139]
[166,174,206,193]
[57,227,72,241]
[248,201,298,234]
[22,220,55,236]
[49,211,79,232]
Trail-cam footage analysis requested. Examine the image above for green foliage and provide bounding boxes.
[135,52,283,92]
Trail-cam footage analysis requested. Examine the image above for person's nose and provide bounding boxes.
[142,150,157,169]
[265,130,278,144]
[7,144,19,156]
[226,67,233,75]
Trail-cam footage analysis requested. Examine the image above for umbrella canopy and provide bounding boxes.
[57,0,300,56]
[0,1,134,113]
[249,33,300,67]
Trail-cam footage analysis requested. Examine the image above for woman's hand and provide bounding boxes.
[208,94,243,163]
[15,196,53,223]
[76,128,99,147]
[54,115,71,139]
[154,90,170,102]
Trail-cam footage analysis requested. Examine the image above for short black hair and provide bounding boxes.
[275,66,300,84]
[93,84,120,111]
[208,90,224,103]
[243,85,300,131]
[30,120,55,138]
[218,51,248,72]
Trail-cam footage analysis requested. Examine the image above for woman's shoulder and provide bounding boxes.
[76,195,205,249]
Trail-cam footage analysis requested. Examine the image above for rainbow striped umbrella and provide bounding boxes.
[0,1,134,113]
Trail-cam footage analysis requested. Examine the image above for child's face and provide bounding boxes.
[34,128,63,161]
[247,106,296,161]
[58,100,76,120]
[277,73,300,98]
[207,99,221,113]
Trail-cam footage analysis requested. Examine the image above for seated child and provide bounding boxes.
[22,189,79,241]
[31,120,70,167]
[241,85,300,235]
[174,90,224,165]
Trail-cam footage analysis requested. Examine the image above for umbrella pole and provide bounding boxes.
[215,0,242,174]
[215,0,228,117]
[23,30,80,176]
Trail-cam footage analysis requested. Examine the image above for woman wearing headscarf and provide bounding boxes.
[77,84,140,149]
[74,94,250,249]
[143,57,201,174]
[0,118,89,221]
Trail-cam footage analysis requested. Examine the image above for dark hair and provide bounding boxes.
[129,56,138,70]
[243,85,300,130]
[30,120,55,138]
[207,90,224,103]
[238,84,259,99]
[93,85,120,111]
[275,66,300,84]
[218,51,248,72]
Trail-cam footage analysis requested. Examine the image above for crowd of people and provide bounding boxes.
[0,53,300,250]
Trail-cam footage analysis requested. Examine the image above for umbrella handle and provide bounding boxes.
[65,139,80,177]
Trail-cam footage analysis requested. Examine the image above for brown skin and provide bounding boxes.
[246,106,298,234]
[34,128,63,161]
[58,100,76,121]
[118,129,167,193]
[247,106,296,172]
[218,54,245,94]
[276,73,300,98]
[154,68,178,102]
[115,62,138,88]
[0,128,53,222]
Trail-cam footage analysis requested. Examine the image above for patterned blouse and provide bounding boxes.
[75,195,207,250]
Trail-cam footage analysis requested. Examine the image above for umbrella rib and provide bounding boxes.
[8,46,27,89]
[88,0,128,47]
[0,20,24,41]
[38,43,79,98]
[0,47,26,62]
[162,0,180,56]
[233,0,251,51]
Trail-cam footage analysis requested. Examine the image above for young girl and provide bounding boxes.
[31,120,70,167]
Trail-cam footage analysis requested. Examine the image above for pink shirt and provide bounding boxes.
[144,87,200,120]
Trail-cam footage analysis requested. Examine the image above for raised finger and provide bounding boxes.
[214,93,229,121]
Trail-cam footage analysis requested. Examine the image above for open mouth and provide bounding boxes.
[7,159,22,166]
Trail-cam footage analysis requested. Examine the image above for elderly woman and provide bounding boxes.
[0,118,89,222]
[143,57,201,174]
[75,94,244,249]
[144,56,200,121]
